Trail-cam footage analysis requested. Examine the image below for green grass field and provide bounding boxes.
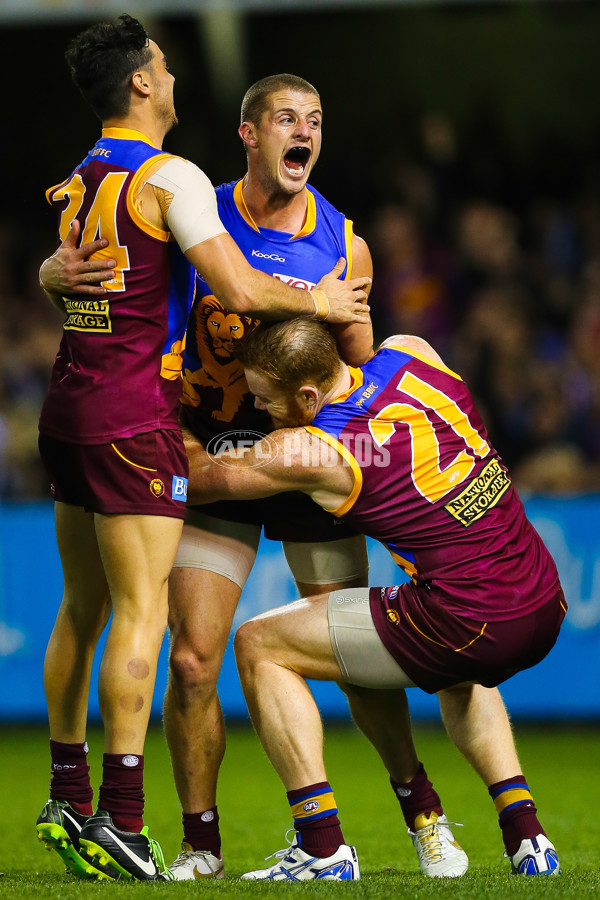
[1,720,598,898]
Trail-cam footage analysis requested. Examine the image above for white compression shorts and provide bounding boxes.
[173,510,369,591]
[327,588,415,689]
[146,157,226,251]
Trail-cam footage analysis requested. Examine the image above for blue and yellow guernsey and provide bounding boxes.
[39,127,196,444]
[307,343,561,621]
[180,178,353,445]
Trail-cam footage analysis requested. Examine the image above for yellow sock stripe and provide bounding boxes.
[494,788,533,815]
[291,790,338,822]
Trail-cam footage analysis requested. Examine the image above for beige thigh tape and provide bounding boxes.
[327,588,415,689]
[172,509,260,589]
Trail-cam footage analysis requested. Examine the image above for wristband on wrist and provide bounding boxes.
[309,288,331,320]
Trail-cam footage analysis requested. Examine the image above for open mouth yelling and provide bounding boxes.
[283,146,311,177]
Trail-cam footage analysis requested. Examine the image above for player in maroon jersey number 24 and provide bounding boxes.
[35,15,369,884]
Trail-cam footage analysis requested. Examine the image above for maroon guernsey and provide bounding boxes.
[39,127,196,444]
[307,342,561,623]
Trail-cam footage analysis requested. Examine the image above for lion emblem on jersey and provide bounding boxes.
[181,295,259,421]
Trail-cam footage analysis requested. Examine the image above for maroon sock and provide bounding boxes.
[296,814,345,858]
[390,762,443,830]
[182,808,221,856]
[287,782,345,858]
[49,739,93,816]
[489,775,545,856]
[98,752,144,833]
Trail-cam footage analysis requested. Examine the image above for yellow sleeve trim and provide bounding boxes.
[304,426,362,516]
[386,344,463,381]
[343,219,354,279]
[127,153,174,242]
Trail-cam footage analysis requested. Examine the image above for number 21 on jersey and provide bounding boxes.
[368,370,491,504]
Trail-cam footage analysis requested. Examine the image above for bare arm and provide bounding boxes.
[185,233,370,324]
[40,184,371,326]
[185,428,354,510]
[137,160,370,324]
[328,233,374,366]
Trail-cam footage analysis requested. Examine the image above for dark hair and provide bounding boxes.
[240,73,320,126]
[65,14,153,121]
[237,319,342,394]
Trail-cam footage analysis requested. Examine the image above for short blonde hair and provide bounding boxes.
[240,74,320,126]
[237,319,342,394]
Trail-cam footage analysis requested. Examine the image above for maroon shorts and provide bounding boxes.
[369,582,568,693]
[38,430,189,518]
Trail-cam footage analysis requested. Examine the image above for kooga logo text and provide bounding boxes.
[251,249,285,262]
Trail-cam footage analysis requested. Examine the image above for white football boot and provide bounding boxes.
[508,834,560,875]
[166,842,224,880]
[241,830,360,881]
[409,812,468,877]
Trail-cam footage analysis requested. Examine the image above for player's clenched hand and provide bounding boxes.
[39,219,117,297]
[315,258,371,324]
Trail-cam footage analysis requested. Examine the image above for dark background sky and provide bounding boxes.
[3,2,600,242]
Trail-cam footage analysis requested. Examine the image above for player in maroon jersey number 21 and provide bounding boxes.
[185,319,566,881]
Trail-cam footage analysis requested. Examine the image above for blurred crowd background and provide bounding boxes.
[2,1,600,501]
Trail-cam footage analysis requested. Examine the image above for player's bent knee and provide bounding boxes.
[233,618,271,672]
[168,641,223,693]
